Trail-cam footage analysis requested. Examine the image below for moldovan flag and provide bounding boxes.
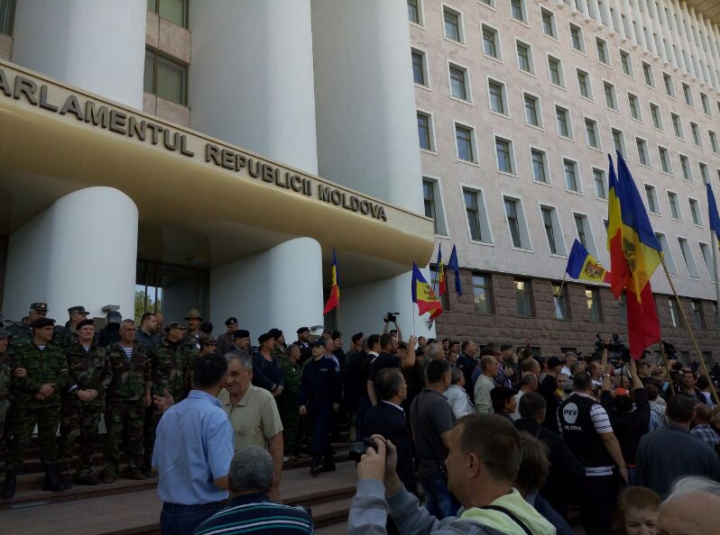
[412,262,442,318]
[606,155,629,298]
[614,153,663,359]
[707,183,720,245]
[566,239,611,283]
[322,248,340,315]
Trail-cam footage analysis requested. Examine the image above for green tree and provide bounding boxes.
[134,290,162,325]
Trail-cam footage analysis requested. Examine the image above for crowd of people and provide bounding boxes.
[1,300,720,534]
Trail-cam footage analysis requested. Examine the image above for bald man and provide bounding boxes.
[659,487,720,535]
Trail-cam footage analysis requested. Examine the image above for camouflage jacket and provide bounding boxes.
[278,356,301,397]
[54,327,79,350]
[0,353,10,399]
[7,320,32,353]
[105,342,151,402]
[12,343,70,409]
[149,338,197,401]
[64,343,112,407]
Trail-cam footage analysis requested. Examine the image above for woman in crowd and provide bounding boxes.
[612,486,661,535]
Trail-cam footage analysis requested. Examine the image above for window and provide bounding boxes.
[422,179,447,235]
[680,155,692,180]
[531,149,549,183]
[586,288,603,322]
[620,50,633,76]
[0,0,15,36]
[417,112,434,151]
[671,113,683,138]
[663,72,675,97]
[574,213,594,254]
[548,56,564,87]
[443,7,462,42]
[678,237,700,278]
[701,93,711,115]
[541,8,556,37]
[682,83,694,107]
[642,62,655,87]
[656,233,677,275]
[510,0,526,22]
[644,184,659,214]
[524,94,541,127]
[455,123,476,162]
[449,64,469,101]
[144,48,188,105]
[659,147,672,174]
[700,243,716,282]
[541,206,563,255]
[710,131,719,154]
[463,188,491,243]
[564,159,580,192]
[472,274,493,314]
[478,0,495,6]
[585,118,599,148]
[411,50,428,86]
[553,283,570,320]
[488,79,507,115]
[604,82,617,110]
[611,128,625,156]
[577,69,592,99]
[569,23,584,52]
[618,292,627,324]
[482,25,500,59]
[636,138,650,167]
[650,103,662,129]
[628,93,641,120]
[596,38,609,65]
[505,198,529,249]
[495,137,515,174]
[668,192,681,219]
[516,41,533,73]
[692,301,705,329]
[515,279,534,317]
[689,198,702,225]
[148,0,188,28]
[668,297,680,327]
[691,123,702,146]
[407,0,421,24]
[556,106,572,138]
[700,163,710,185]
[593,168,607,199]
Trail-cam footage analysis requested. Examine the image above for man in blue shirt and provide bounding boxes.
[153,354,234,535]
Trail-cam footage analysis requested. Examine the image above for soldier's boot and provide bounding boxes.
[310,455,322,476]
[42,466,64,493]
[0,470,17,499]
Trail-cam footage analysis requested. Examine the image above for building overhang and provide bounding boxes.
[0,60,434,286]
[684,0,720,27]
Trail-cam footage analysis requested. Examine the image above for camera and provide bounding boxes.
[596,333,627,361]
[384,312,400,323]
[348,438,383,460]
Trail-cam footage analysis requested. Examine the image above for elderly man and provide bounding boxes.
[348,414,555,535]
[658,476,720,535]
[194,446,314,535]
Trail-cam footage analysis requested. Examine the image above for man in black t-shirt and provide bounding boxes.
[367,333,416,405]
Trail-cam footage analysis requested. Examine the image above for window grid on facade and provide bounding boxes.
[700,163,710,185]
[407,0,421,24]
[644,184,659,214]
[548,56,563,86]
[577,70,591,99]
[620,50,632,76]
[148,0,188,28]
[472,274,493,314]
[618,292,627,325]
[482,26,499,59]
[650,104,662,129]
[541,206,560,255]
[668,192,680,219]
[671,113,683,138]
[524,94,540,127]
[710,131,719,154]
[636,138,649,167]
[701,93,712,115]
[691,123,702,146]
[680,155,692,180]
[678,237,700,278]
[417,112,433,151]
[596,38,609,65]
[422,179,445,235]
[700,243,716,282]
[144,48,188,106]
[516,41,532,73]
[611,128,625,156]
[531,149,548,183]
[510,0,526,22]
[0,0,15,36]
[593,169,607,199]
[570,23,584,52]
[682,83,694,107]
[642,62,654,87]
[412,50,427,86]
[585,118,599,148]
[692,300,705,330]
[463,188,488,243]
[689,198,702,225]
[556,107,571,138]
[663,73,675,97]
[574,213,594,253]
[604,82,617,110]
[515,279,534,317]
[656,233,677,275]
[586,288,602,322]
[541,8,556,38]
[505,198,526,249]
[449,65,469,101]
[628,93,641,120]
[455,124,475,162]
[488,80,507,115]
[495,137,514,174]
[669,297,680,327]
[443,7,462,42]
[564,159,580,192]
[553,283,570,320]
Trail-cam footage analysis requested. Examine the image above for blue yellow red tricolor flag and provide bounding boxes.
[707,183,720,245]
[435,245,447,297]
[566,240,611,283]
[610,153,663,358]
[607,155,629,298]
[448,245,463,296]
[322,248,340,315]
[412,262,442,318]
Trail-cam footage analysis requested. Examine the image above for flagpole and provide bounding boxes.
[713,230,720,329]
[657,341,676,397]
[660,258,720,405]
[544,273,568,349]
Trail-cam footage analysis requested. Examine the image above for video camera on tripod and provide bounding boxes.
[595,334,631,363]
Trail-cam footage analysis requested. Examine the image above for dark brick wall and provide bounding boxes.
[435,269,720,362]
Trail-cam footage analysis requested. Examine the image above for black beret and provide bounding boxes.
[351,332,364,343]
[258,332,275,344]
[225,317,238,326]
[31,318,55,329]
[268,328,283,339]
[76,319,95,330]
[233,329,250,339]
[331,331,342,340]
[296,326,310,334]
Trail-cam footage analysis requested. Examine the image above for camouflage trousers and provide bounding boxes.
[58,403,101,478]
[4,406,60,470]
[277,394,301,456]
[104,400,145,475]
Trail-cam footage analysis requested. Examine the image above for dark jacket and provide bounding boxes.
[601,387,650,465]
[538,375,560,432]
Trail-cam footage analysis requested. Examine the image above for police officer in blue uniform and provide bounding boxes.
[299,339,341,475]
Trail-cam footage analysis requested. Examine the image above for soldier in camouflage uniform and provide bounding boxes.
[1,318,70,499]
[58,319,112,487]
[54,305,89,349]
[0,329,11,446]
[277,344,303,460]
[144,322,196,470]
[6,302,49,351]
[103,320,151,483]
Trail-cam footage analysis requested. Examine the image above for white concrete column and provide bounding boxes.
[576,0,591,21]
[587,0,602,27]
[622,0,638,46]
[610,0,626,39]
[2,188,138,322]
[597,0,613,30]
[638,0,657,55]
[671,0,694,76]
[644,0,665,61]
[655,0,678,68]
[690,8,715,86]
[665,0,686,71]
[209,238,324,344]
[631,0,647,50]
[703,20,720,87]
[11,0,146,108]
[189,0,318,174]
[680,1,701,78]
[555,0,566,9]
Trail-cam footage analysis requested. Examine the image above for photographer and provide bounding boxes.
[382,313,403,342]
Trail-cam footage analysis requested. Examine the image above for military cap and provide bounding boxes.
[0,328,10,338]
[76,319,95,330]
[258,332,275,344]
[184,308,203,321]
[331,330,342,340]
[199,338,218,347]
[351,332,364,343]
[490,386,517,403]
[68,305,89,315]
[106,310,122,325]
[500,344,513,352]
[30,302,48,312]
[31,318,55,329]
[233,329,250,339]
[167,322,187,331]
[225,317,238,326]
[268,328,283,339]
[296,326,310,334]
